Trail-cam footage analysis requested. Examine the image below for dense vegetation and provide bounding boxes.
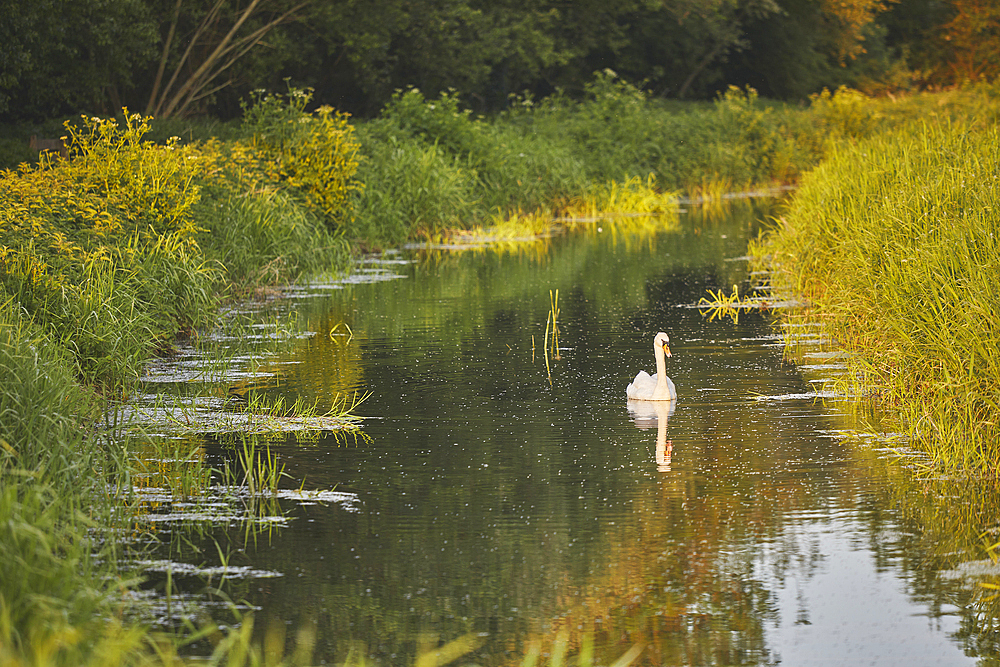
[750,91,1000,473]
[1,0,997,122]
[0,92,359,665]
[2,0,1000,658]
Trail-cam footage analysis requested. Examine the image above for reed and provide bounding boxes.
[547,288,561,361]
[751,119,1000,473]
[236,434,286,497]
[543,288,561,385]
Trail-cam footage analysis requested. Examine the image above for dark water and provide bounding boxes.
[139,201,1000,666]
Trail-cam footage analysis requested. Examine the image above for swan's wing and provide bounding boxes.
[626,371,656,399]
[664,375,677,401]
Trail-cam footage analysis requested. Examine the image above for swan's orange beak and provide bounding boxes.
[662,342,672,357]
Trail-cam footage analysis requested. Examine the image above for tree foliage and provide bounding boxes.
[934,0,1000,82]
[0,0,991,122]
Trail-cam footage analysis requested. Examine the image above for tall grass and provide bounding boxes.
[3,77,999,662]
[350,78,1000,248]
[347,78,803,247]
[0,94,363,664]
[751,119,1000,473]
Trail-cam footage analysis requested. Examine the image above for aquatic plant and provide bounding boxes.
[699,285,765,324]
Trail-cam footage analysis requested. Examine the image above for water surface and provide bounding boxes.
[138,201,998,666]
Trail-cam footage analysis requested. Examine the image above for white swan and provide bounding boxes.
[626,332,676,401]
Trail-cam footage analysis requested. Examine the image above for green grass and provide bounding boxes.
[0,96,362,665]
[346,80,808,247]
[751,117,1000,473]
[347,80,1000,249]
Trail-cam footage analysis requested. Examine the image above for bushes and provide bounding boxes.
[348,73,820,246]
[240,89,363,233]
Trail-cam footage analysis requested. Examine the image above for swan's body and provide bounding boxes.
[626,332,676,401]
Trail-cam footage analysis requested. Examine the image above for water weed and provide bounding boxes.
[699,285,765,324]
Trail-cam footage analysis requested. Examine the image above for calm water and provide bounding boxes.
[137,200,1000,666]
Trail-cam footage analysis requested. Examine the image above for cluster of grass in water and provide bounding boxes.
[751,100,1000,474]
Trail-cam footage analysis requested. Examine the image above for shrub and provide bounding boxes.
[241,88,363,233]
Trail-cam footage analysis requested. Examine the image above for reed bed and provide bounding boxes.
[751,119,1000,473]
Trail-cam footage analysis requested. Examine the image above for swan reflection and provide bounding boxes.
[627,399,675,472]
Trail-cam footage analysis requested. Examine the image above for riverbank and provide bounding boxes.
[2,80,999,664]
[0,100,359,665]
[750,111,1000,474]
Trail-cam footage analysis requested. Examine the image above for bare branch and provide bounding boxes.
[152,0,228,117]
[162,1,309,118]
[146,0,184,116]
[160,0,266,118]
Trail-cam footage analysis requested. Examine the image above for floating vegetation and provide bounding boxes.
[131,482,360,527]
[138,560,285,579]
[115,390,367,437]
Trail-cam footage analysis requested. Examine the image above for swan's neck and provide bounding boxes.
[653,344,668,396]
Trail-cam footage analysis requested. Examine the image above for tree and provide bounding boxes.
[0,0,157,119]
[722,0,903,99]
[934,0,1000,82]
[145,0,309,118]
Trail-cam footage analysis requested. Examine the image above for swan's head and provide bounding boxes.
[654,332,671,357]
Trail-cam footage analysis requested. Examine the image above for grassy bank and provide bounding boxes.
[347,77,811,247]
[345,76,1000,248]
[0,96,358,664]
[751,113,1000,474]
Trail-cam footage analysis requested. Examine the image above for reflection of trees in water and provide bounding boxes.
[862,462,1000,662]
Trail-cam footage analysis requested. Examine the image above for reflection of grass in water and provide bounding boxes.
[418,175,681,254]
[544,288,560,385]
[517,632,643,667]
[561,174,678,222]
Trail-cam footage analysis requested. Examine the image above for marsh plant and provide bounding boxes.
[751,118,1000,472]
[698,284,765,324]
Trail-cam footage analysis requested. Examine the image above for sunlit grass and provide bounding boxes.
[698,284,767,323]
[751,118,1000,473]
